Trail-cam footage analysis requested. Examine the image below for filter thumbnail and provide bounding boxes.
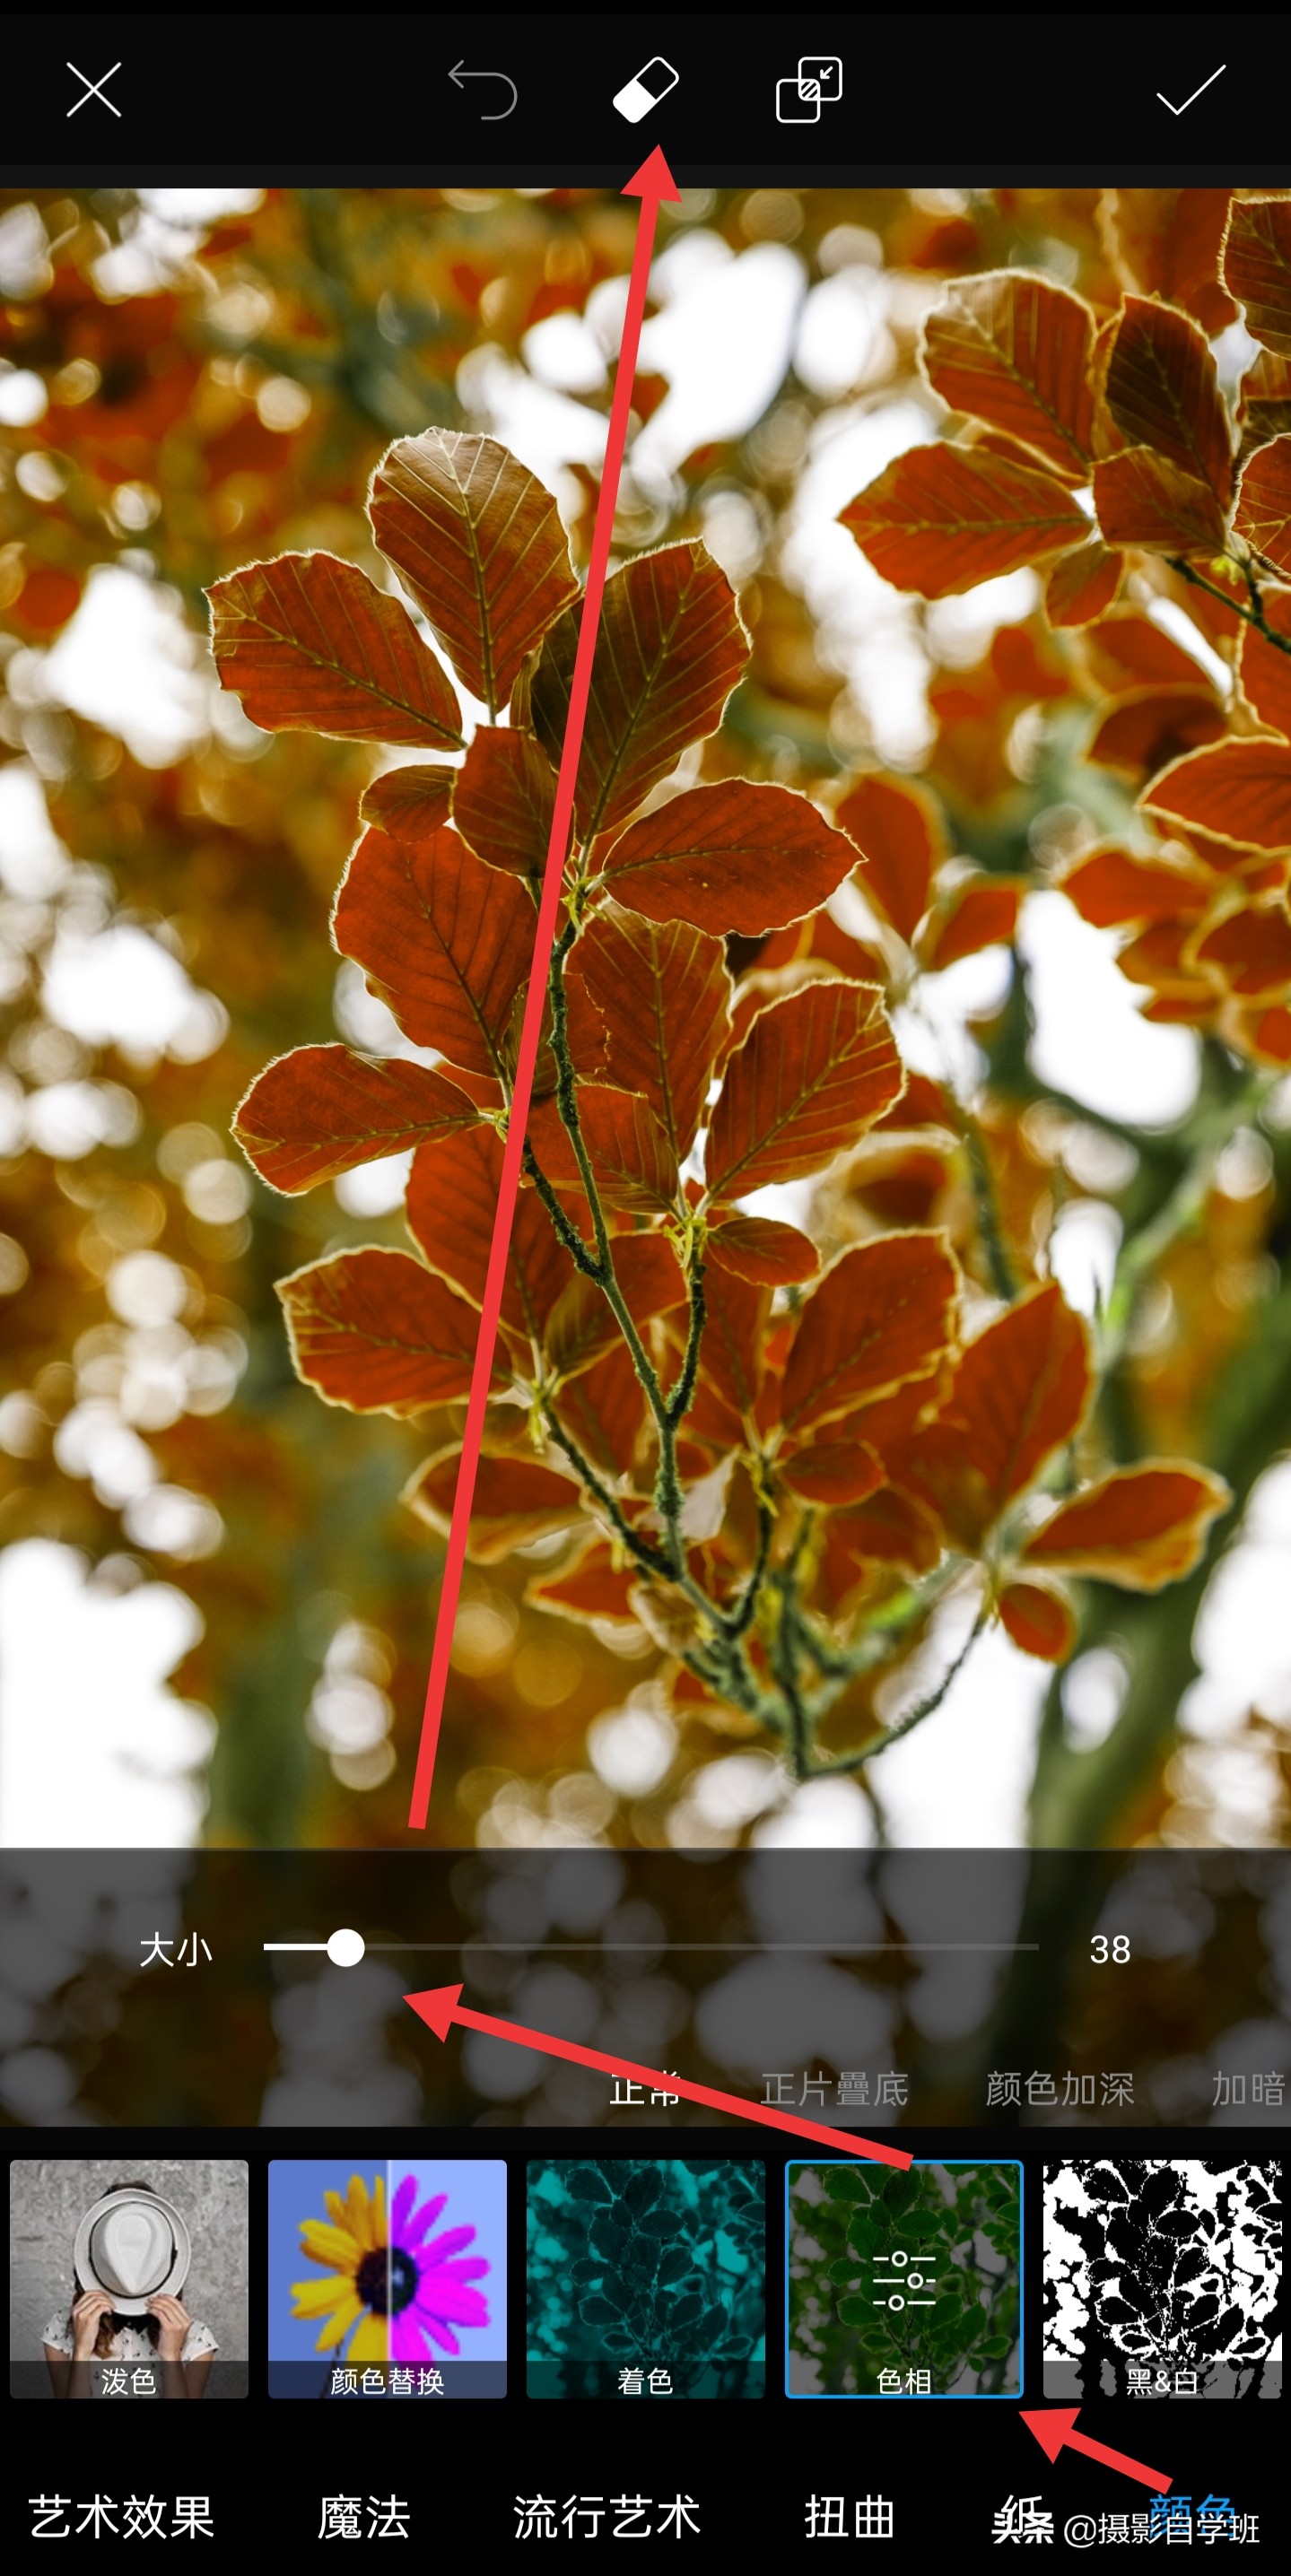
[527,2159,764,2398]
[788,2162,1022,2397]
[9,2157,249,2399]
[268,2159,506,2397]
[1043,2158,1282,2399]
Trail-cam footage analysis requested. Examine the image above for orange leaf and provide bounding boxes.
[277,1248,493,1417]
[332,824,536,1073]
[918,875,1023,971]
[529,1539,639,1625]
[1245,1003,1291,1064]
[1086,684,1225,778]
[453,726,557,877]
[998,1579,1077,1662]
[780,1443,885,1508]
[1240,588,1291,737]
[1191,902,1291,997]
[1044,539,1124,629]
[233,1045,477,1193]
[207,552,463,747]
[1092,449,1227,556]
[1223,196,1291,359]
[1103,297,1233,501]
[840,441,1087,598]
[15,566,80,632]
[708,1215,819,1286]
[921,270,1096,477]
[1141,738,1291,853]
[781,1231,959,1437]
[405,1447,582,1562]
[1021,1461,1231,1589]
[1101,189,1237,337]
[530,542,748,841]
[1059,848,1210,929]
[834,771,946,944]
[568,905,731,1161]
[360,765,454,840]
[406,1125,573,1343]
[369,430,577,715]
[602,779,857,936]
[705,980,903,1199]
[1233,432,1291,578]
[1236,348,1291,459]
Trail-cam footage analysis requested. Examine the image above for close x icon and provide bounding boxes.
[776,53,842,121]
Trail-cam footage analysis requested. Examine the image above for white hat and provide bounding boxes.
[74,2188,191,2316]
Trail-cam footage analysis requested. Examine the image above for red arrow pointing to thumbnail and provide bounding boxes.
[404,1984,912,2165]
[1021,2407,1172,2493]
[406,144,682,1833]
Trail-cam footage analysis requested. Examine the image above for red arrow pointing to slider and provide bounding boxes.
[1021,2407,1172,2493]
[405,1984,912,2165]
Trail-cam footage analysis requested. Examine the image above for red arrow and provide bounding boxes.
[405,1984,912,2165]
[1021,2408,1172,2493]
[407,146,682,1831]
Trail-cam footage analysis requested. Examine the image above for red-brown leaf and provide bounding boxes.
[1086,684,1226,779]
[552,1345,648,1477]
[528,1086,678,1214]
[840,442,1088,599]
[1103,297,1234,501]
[332,824,536,1073]
[405,1447,582,1561]
[277,1248,493,1416]
[699,1268,769,1423]
[781,1231,959,1437]
[545,1234,687,1384]
[1093,448,1228,556]
[359,764,454,840]
[1044,539,1124,629]
[1022,1461,1230,1589]
[369,430,577,715]
[917,876,1022,972]
[1059,848,1210,929]
[1236,348,1291,460]
[233,1045,477,1194]
[1223,196,1291,359]
[835,771,946,944]
[887,1282,1091,1546]
[826,1485,943,1578]
[1101,189,1237,336]
[453,727,557,877]
[528,1538,639,1625]
[568,903,731,1161]
[921,271,1096,477]
[705,980,903,1200]
[1233,433,1291,578]
[998,1578,1077,1661]
[1239,588,1291,736]
[406,1125,574,1342]
[207,552,463,746]
[530,542,748,841]
[1140,739,1291,853]
[1083,613,1212,692]
[708,1215,819,1285]
[1191,902,1291,996]
[780,1443,885,1508]
[602,779,856,936]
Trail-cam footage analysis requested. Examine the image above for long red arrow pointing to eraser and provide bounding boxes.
[405,1983,912,2165]
[1021,2407,1172,2493]
[407,145,682,1832]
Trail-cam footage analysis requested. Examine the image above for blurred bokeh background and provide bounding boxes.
[0,184,1288,1851]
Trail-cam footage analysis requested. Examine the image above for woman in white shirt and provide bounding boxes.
[42,2180,217,2400]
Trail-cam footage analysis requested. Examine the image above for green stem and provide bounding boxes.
[1167,554,1291,659]
[808,1603,989,1777]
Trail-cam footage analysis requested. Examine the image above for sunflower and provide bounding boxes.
[292,2171,390,2363]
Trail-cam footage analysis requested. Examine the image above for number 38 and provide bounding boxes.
[1090,1936,1130,1962]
